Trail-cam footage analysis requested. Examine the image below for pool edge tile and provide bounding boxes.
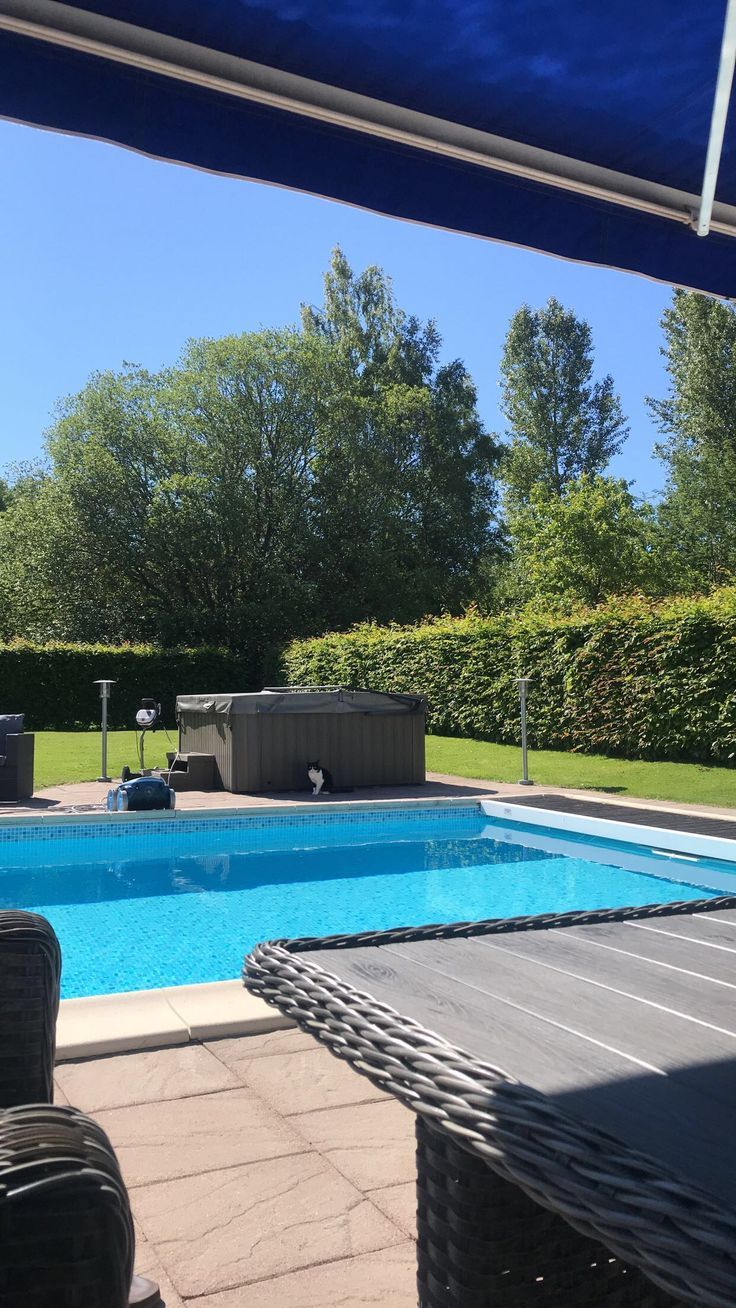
[0,794,485,832]
[56,983,291,1059]
[57,990,190,1060]
[162,980,294,1041]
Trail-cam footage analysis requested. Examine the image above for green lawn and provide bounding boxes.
[34,731,172,790]
[32,729,736,807]
[426,735,736,808]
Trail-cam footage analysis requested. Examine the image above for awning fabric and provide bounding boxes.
[1,1,736,296]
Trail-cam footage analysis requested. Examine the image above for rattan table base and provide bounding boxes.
[415,1119,683,1306]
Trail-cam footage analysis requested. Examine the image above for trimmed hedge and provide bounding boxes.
[0,642,254,730]
[283,590,736,764]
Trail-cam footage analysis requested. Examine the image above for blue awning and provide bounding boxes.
[2,1,736,295]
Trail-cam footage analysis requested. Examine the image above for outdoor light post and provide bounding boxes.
[93,679,116,782]
[516,677,533,786]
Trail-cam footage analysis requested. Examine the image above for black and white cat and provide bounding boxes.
[307,761,333,795]
[307,761,352,795]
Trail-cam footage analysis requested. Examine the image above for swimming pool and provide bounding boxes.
[0,805,732,998]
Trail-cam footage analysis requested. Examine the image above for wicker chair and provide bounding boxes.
[0,1104,134,1308]
[0,715,34,803]
[0,911,157,1307]
[0,910,61,1106]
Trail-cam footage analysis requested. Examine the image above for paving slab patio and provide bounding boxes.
[55,1042,240,1112]
[237,1044,388,1115]
[6,769,736,822]
[59,1028,418,1307]
[0,771,502,817]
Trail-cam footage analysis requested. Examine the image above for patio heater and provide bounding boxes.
[516,677,533,786]
[93,679,116,782]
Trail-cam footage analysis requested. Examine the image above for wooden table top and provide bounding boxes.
[309,905,736,1212]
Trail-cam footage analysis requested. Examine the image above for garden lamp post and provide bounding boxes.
[516,677,533,786]
[94,679,116,782]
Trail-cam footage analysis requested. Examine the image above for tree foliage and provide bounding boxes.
[0,250,500,668]
[507,474,656,607]
[1,333,334,664]
[301,250,502,625]
[650,290,736,590]
[8,267,735,668]
[500,297,629,503]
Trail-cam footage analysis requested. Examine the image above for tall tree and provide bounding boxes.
[499,298,628,503]
[301,246,438,387]
[649,289,736,590]
[302,248,502,623]
[0,332,336,665]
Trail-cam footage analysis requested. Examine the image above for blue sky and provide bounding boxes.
[1,118,672,495]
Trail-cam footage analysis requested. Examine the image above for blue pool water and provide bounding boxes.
[0,806,729,997]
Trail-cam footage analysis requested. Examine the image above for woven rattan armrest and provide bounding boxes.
[0,1103,134,1308]
[0,910,60,1106]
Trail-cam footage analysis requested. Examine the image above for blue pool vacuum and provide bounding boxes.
[107,775,175,812]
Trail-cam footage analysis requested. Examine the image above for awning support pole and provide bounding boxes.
[695,0,736,236]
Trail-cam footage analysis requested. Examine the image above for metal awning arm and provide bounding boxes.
[695,0,736,236]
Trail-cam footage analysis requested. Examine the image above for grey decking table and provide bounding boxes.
[245,897,736,1306]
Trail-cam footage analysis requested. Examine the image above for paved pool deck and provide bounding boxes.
[55,1027,418,1307]
[2,771,504,816]
[5,770,736,820]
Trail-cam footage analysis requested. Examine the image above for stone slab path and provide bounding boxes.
[1,771,501,817]
[55,1028,418,1306]
[6,772,736,821]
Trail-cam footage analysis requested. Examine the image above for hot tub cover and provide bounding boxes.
[176,688,425,716]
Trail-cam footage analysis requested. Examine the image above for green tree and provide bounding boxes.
[507,474,655,606]
[0,332,337,667]
[302,248,502,623]
[302,246,427,381]
[649,290,736,590]
[0,466,102,642]
[499,298,629,503]
[0,252,500,655]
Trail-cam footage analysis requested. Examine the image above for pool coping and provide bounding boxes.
[56,979,294,1060]
[481,797,736,863]
[0,793,488,828]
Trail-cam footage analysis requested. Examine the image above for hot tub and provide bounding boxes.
[175,686,426,792]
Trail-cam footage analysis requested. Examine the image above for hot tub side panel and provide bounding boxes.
[179,698,426,792]
[230,716,264,792]
[252,709,425,792]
